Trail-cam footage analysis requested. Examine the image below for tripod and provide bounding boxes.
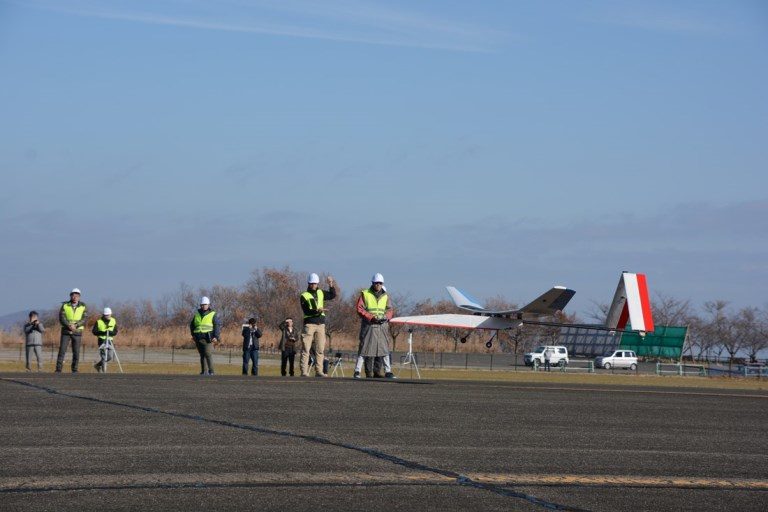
[399,329,421,379]
[329,352,345,377]
[98,336,123,373]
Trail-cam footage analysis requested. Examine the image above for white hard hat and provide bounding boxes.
[71,288,81,294]
[200,296,211,305]
[307,273,320,284]
[371,273,384,284]
[103,307,112,316]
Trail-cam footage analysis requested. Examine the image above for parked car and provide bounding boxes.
[524,346,569,367]
[595,350,638,370]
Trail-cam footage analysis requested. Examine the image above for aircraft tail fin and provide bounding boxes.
[446,286,486,312]
[605,272,654,333]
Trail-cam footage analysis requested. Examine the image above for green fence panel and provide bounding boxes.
[619,325,687,359]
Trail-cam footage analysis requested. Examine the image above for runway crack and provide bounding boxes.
[1,377,589,511]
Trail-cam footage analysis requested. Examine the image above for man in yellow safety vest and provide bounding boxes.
[354,274,395,379]
[299,273,337,377]
[56,288,88,373]
[92,307,118,373]
[190,296,221,375]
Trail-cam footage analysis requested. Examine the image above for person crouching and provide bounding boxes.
[92,307,118,373]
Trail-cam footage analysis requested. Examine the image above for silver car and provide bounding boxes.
[595,350,638,370]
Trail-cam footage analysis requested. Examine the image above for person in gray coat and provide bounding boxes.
[24,311,44,371]
[354,274,396,379]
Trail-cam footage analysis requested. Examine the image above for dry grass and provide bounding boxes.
[1,361,766,391]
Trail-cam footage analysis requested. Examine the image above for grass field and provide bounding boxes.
[2,360,766,391]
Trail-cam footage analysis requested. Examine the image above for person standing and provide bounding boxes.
[354,274,396,379]
[23,311,45,372]
[241,317,262,376]
[544,347,552,372]
[190,296,220,375]
[299,273,337,377]
[56,288,87,373]
[278,317,299,377]
[92,307,118,373]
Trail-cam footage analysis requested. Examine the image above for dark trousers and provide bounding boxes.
[281,350,296,376]
[194,337,214,374]
[243,347,259,375]
[544,360,551,371]
[56,333,82,372]
[364,356,385,378]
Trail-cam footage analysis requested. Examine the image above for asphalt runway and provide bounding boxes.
[1,374,767,511]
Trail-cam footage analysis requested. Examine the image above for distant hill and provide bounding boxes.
[0,309,55,332]
[0,310,30,332]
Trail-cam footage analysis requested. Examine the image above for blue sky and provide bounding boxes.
[1,0,766,317]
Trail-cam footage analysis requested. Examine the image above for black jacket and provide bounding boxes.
[241,325,262,351]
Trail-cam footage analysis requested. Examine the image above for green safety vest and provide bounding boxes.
[301,290,325,319]
[96,317,117,340]
[193,310,216,334]
[62,302,86,331]
[361,289,388,316]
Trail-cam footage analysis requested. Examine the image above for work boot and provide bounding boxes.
[353,371,361,379]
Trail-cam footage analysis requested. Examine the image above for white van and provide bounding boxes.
[524,346,569,367]
[595,350,638,370]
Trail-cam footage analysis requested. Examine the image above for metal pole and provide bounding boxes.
[19,344,22,361]
[490,353,493,371]
[171,346,175,364]
[142,346,146,363]
[465,353,468,369]
[440,352,443,369]
[229,348,232,365]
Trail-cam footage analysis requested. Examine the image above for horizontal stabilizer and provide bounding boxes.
[390,314,521,331]
[520,286,576,315]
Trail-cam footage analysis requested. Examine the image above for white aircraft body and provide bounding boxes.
[390,272,654,347]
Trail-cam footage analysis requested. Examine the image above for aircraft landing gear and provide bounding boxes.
[485,330,499,349]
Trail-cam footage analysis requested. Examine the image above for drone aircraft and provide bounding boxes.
[389,272,654,348]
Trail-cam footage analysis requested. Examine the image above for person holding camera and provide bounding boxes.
[56,288,87,373]
[24,311,45,371]
[241,317,262,376]
[299,273,337,377]
[190,296,220,375]
[278,317,298,376]
[92,307,118,373]
[354,273,395,379]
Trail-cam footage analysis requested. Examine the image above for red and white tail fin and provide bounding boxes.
[605,272,654,333]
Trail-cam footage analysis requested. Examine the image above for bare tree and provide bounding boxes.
[735,307,766,364]
[703,301,738,371]
[242,267,304,328]
[652,292,693,326]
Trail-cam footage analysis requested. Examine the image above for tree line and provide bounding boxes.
[13,267,768,361]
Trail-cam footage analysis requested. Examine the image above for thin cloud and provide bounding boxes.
[18,0,509,52]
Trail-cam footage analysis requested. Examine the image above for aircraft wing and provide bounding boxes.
[520,286,576,315]
[390,314,521,331]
